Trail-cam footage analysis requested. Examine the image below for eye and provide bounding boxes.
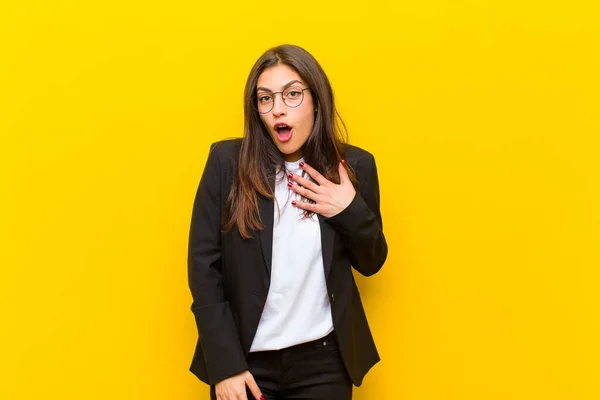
[258,95,272,104]
[287,90,300,98]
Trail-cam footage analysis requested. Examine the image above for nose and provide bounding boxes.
[271,93,287,116]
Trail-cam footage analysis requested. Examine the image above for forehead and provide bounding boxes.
[256,64,305,91]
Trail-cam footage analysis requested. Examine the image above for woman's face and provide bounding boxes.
[256,64,315,162]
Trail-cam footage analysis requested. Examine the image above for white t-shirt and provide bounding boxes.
[249,157,334,352]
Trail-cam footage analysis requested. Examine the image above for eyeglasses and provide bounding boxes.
[252,86,310,114]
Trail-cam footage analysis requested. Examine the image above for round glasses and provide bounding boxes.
[252,86,310,114]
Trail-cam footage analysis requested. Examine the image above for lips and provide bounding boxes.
[274,123,293,143]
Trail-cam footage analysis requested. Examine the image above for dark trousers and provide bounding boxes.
[210,331,353,400]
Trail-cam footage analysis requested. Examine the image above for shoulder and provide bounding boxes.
[202,139,241,191]
[209,138,242,158]
[342,144,376,168]
[207,138,242,168]
[342,144,380,193]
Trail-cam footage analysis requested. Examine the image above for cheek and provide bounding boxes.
[297,106,315,133]
[259,115,272,133]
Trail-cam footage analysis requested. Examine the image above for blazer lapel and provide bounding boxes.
[257,194,274,278]
[258,168,276,280]
[318,214,335,279]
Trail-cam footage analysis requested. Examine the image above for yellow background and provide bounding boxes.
[1,0,599,398]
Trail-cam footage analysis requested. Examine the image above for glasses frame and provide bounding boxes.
[252,87,311,114]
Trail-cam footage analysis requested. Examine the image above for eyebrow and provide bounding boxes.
[256,80,303,92]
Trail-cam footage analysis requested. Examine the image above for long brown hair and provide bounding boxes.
[223,44,357,239]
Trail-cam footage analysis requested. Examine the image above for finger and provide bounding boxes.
[289,172,321,193]
[291,199,320,214]
[338,161,350,185]
[244,373,263,400]
[299,162,328,186]
[288,181,319,202]
[215,385,225,400]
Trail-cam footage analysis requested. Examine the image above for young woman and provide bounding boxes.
[187,44,387,400]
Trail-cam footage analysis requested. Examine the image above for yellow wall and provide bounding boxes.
[1,0,599,399]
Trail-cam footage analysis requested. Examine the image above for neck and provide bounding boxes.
[284,150,303,162]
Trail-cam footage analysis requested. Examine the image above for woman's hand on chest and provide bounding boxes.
[287,161,356,219]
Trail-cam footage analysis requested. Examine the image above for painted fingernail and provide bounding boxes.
[291,200,297,206]
[299,162,304,167]
[342,159,347,166]
[288,172,293,179]
[287,181,293,188]
[261,396,266,400]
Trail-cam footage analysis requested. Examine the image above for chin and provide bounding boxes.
[281,144,302,156]
[270,139,294,154]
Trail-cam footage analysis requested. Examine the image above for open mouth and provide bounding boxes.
[274,123,293,143]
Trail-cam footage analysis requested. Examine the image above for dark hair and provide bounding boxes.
[223,44,357,239]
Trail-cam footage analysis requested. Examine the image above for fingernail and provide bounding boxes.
[291,200,297,206]
[261,396,266,400]
[342,159,347,166]
[287,172,293,179]
[287,181,293,188]
[299,162,304,168]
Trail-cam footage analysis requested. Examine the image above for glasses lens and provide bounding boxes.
[254,93,273,113]
[283,86,304,108]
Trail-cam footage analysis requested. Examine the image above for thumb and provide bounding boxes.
[244,372,263,400]
[338,160,349,185]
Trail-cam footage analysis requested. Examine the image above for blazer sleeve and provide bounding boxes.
[187,142,248,385]
[324,152,388,276]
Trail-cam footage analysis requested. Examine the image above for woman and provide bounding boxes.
[188,44,387,400]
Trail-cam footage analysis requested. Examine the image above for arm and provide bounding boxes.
[324,154,388,276]
[188,142,248,384]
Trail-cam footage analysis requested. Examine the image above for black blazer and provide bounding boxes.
[187,138,387,387]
